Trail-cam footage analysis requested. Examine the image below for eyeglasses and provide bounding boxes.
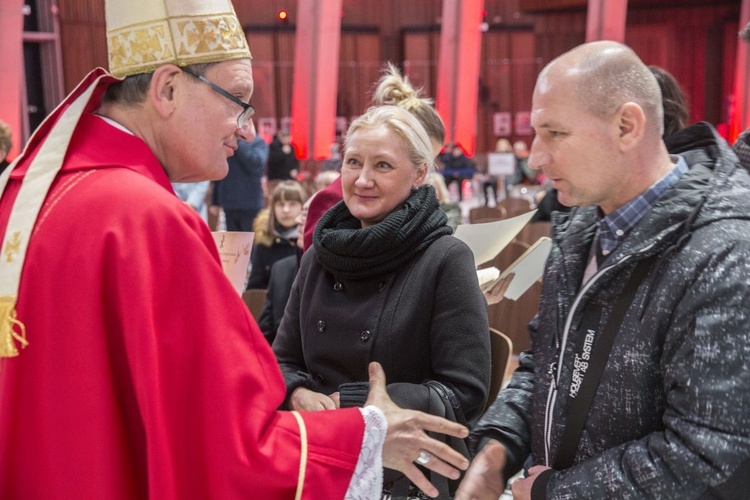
[181,67,255,130]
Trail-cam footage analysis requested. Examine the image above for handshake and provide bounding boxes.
[360,362,469,498]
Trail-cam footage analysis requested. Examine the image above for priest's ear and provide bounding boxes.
[149,64,183,118]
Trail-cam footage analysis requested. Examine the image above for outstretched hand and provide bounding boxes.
[365,362,470,498]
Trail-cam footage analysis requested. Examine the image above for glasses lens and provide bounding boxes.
[238,106,255,129]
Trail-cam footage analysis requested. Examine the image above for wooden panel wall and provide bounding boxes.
[337,32,382,120]
[58,0,106,91]
[52,0,742,158]
[627,4,740,126]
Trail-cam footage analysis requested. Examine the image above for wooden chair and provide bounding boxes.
[469,205,506,224]
[242,289,268,321]
[488,279,541,354]
[485,328,513,412]
[499,197,532,218]
[516,221,552,246]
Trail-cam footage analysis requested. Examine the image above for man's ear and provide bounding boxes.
[617,102,646,151]
[149,64,183,118]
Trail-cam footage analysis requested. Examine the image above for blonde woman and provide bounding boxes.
[274,106,489,498]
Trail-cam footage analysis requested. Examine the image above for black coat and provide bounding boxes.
[258,254,299,345]
[273,234,491,425]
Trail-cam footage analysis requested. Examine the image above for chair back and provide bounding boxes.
[516,221,551,246]
[469,205,506,224]
[488,279,541,354]
[485,328,513,412]
[499,197,532,218]
[242,289,268,321]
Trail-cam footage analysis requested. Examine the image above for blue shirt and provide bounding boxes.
[599,155,688,257]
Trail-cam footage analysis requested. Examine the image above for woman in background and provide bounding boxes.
[246,180,307,289]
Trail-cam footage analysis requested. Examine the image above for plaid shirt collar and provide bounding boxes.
[598,155,688,257]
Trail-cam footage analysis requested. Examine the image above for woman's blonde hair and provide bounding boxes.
[423,172,450,203]
[345,105,434,175]
[372,63,445,148]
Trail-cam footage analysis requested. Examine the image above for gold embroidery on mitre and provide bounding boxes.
[0,296,27,358]
[3,231,21,263]
[108,20,172,77]
[175,15,248,56]
[108,14,250,78]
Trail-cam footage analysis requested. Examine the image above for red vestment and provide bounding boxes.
[0,71,364,499]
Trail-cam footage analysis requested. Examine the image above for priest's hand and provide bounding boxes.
[289,387,337,411]
[454,439,507,499]
[365,362,470,498]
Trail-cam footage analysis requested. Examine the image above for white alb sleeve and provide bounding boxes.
[344,406,387,499]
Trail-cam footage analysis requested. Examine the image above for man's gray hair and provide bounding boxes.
[101,62,219,107]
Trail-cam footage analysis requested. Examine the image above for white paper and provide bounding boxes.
[500,237,552,300]
[211,231,254,295]
[476,267,501,287]
[454,210,537,266]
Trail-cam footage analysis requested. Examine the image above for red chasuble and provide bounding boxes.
[0,71,364,499]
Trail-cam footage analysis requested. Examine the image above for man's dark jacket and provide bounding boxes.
[473,123,750,499]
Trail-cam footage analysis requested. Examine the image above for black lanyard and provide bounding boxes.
[553,255,655,470]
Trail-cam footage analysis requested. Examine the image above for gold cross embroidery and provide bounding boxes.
[4,231,21,263]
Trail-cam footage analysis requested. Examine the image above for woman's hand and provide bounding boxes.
[329,391,341,409]
[289,387,337,411]
[365,362,470,498]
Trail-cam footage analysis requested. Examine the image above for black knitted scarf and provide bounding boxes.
[313,185,452,280]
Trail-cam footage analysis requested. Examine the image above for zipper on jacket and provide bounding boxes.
[543,361,557,466]
[543,263,612,466]
[541,241,656,467]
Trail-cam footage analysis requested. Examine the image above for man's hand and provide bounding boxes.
[511,465,551,500]
[483,273,513,306]
[454,439,507,499]
[289,387,336,411]
[365,362,470,498]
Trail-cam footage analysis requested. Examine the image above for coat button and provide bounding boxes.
[360,330,371,342]
[333,282,343,292]
[317,320,326,333]
[378,282,386,292]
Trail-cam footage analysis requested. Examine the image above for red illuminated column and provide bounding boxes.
[0,0,25,160]
[290,0,342,160]
[586,0,628,43]
[436,0,484,157]
[731,0,750,142]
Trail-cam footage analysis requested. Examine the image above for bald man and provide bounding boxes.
[456,41,750,500]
